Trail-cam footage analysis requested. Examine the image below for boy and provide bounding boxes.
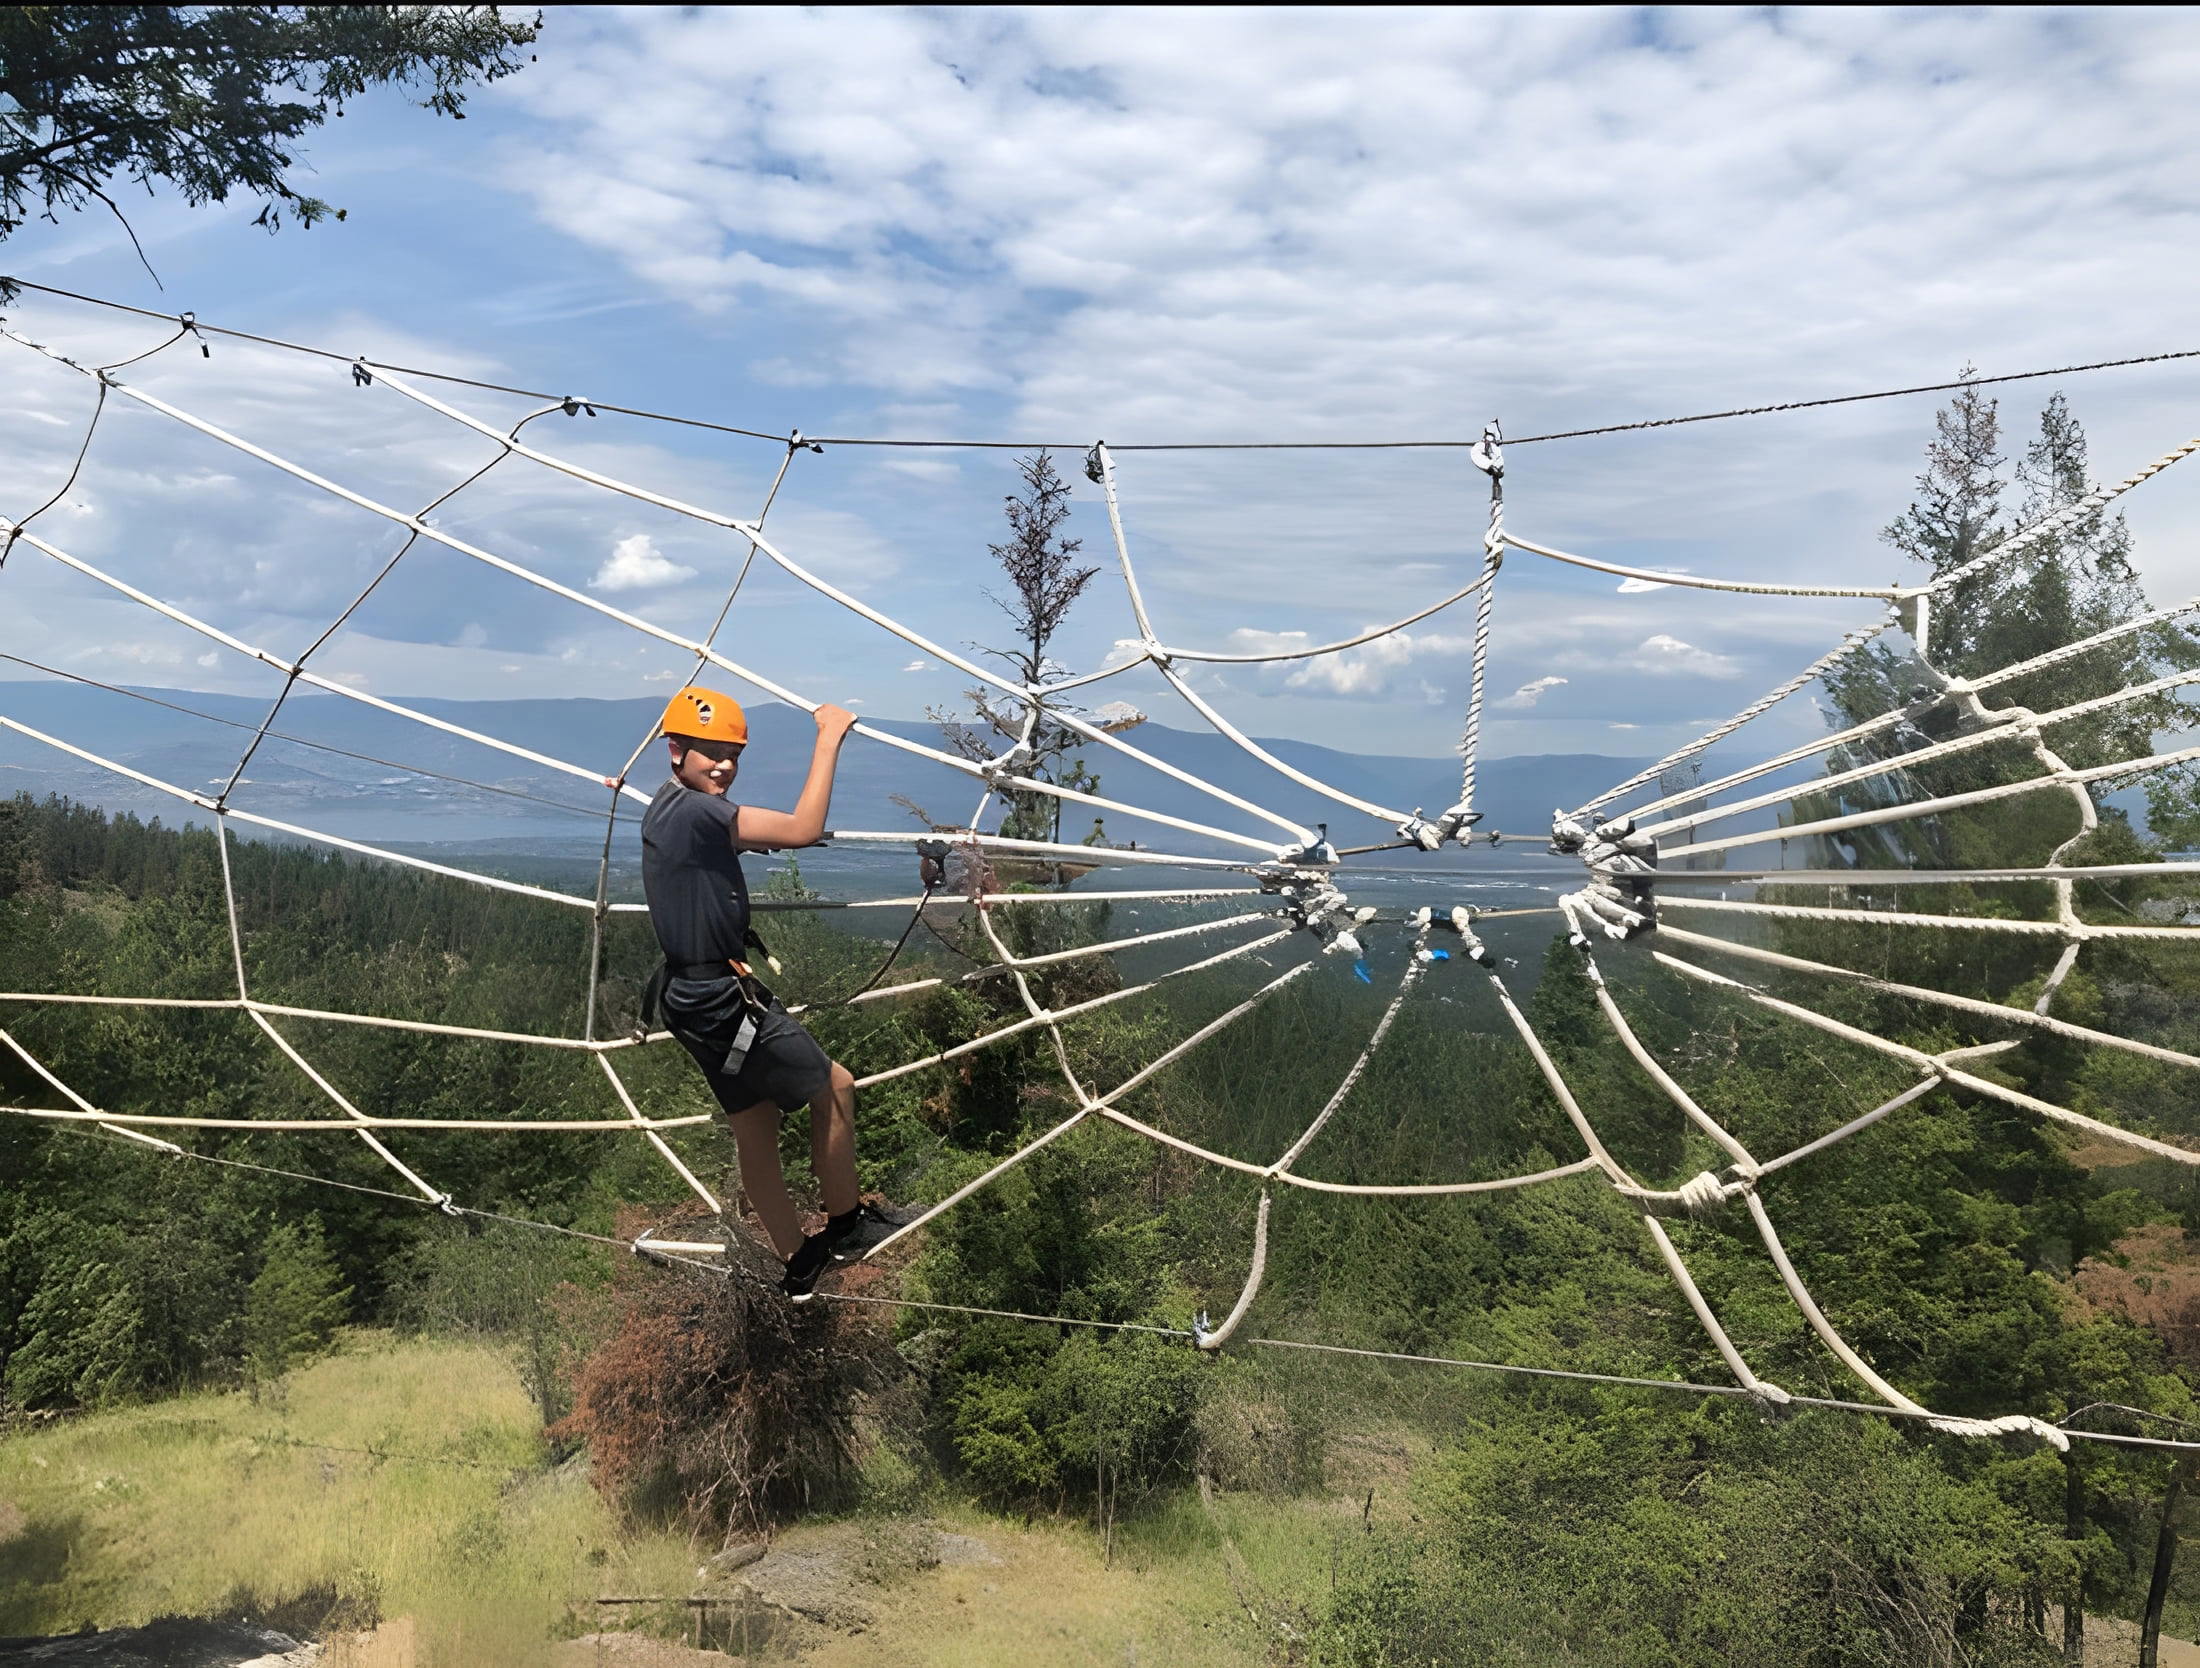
[638,685,914,1299]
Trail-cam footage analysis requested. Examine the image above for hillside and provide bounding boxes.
[0,680,1642,852]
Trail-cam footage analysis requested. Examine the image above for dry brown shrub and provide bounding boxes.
[552,1210,890,1532]
[2072,1220,2200,1368]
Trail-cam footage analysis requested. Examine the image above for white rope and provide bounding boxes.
[1196,1190,1271,1353]
[1086,442,1401,832]
[1582,431,2200,823]
[1659,925,2200,1070]
[1472,948,1788,1406]
[2,1103,720,1133]
[5,306,2190,1454]
[356,368,1325,849]
[1659,893,2200,943]
[1503,532,1915,600]
[1569,937,2070,1439]
[0,1027,180,1153]
[1632,667,2200,842]
[1656,741,2200,864]
[1453,424,1505,830]
[1575,625,1894,820]
[852,925,1295,1088]
[0,516,655,806]
[1644,860,2200,888]
[1,338,1296,860]
[1653,951,2200,1168]
[1199,935,1433,1350]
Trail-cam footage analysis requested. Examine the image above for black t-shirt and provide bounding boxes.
[640,778,750,966]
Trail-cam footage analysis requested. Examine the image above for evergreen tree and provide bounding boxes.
[1882,367,2008,664]
[928,452,1106,847]
[243,1217,350,1388]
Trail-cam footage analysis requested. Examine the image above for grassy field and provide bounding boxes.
[0,1332,1310,1667]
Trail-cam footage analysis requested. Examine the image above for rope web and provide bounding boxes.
[7,288,2200,1458]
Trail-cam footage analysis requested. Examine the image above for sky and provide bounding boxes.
[5,4,2200,819]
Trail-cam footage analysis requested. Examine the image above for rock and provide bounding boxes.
[0,1618,313,1665]
[738,1543,874,1630]
[931,1531,1002,1568]
[701,1541,767,1577]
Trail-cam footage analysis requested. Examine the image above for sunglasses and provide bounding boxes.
[678,739,744,764]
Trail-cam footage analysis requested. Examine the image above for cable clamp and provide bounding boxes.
[1748,1380,1794,1422]
[1396,809,1444,852]
[1084,443,1108,485]
[434,1194,462,1218]
[789,429,824,454]
[1191,1309,1213,1349]
[1469,420,1504,480]
[560,396,599,417]
[179,312,211,358]
[1441,904,1497,966]
[1277,824,1338,867]
[351,361,373,388]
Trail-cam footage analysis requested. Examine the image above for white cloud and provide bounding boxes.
[591,532,699,592]
[195,652,220,669]
[93,641,184,668]
[1205,626,1481,699]
[903,659,930,672]
[1630,633,1741,679]
[1498,675,1568,709]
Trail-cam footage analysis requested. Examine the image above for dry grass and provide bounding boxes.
[789,1505,1272,1668]
[0,1332,696,1665]
[0,1331,1340,1668]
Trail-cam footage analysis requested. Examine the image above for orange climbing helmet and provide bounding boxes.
[660,684,748,745]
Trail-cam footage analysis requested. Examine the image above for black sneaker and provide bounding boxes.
[821,1201,923,1262]
[780,1232,834,1302]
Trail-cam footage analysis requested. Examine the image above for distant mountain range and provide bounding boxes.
[0,680,1648,854]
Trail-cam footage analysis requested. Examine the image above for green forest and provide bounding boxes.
[6,385,2200,1667]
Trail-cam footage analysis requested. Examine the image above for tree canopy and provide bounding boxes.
[0,5,539,292]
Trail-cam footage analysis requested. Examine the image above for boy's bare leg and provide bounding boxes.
[810,1062,860,1219]
[728,1102,805,1258]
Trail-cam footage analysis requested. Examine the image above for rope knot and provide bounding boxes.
[1619,1169,1752,1218]
[980,743,1033,783]
[1926,1413,2071,1452]
[1432,800,1484,848]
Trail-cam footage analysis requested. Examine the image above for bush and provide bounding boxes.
[935,1322,1202,1507]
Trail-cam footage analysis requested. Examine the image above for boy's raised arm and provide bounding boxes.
[733,704,858,851]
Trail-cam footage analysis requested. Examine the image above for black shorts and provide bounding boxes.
[663,975,835,1118]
